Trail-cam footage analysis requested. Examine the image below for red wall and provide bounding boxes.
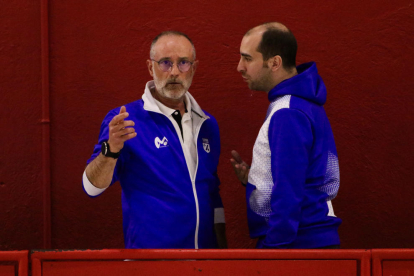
[1,0,413,250]
[0,1,43,249]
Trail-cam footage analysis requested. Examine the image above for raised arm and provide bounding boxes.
[85,106,137,189]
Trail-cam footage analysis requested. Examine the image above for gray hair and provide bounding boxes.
[150,31,196,59]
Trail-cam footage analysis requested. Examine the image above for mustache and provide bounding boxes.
[166,79,183,85]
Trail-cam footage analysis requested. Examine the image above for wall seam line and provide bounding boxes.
[41,0,51,249]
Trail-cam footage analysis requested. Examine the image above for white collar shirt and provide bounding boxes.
[153,93,197,181]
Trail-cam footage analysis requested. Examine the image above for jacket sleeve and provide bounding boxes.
[262,108,313,248]
[208,116,225,223]
[211,172,225,223]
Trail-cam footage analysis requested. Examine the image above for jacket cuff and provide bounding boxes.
[83,170,107,196]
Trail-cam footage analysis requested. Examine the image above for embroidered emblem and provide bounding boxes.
[154,137,169,149]
[202,138,210,153]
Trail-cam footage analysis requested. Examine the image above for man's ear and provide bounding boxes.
[147,59,154,77]
[192,60,199,73]
[269,55,282,72]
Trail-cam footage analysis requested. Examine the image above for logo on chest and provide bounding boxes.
[202,138,210,153]
[155,137,169,149]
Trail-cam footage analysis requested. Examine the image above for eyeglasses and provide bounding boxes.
[151,59,194,73]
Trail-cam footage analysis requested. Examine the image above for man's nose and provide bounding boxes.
[237,59,245,73]
[170,63,180,76]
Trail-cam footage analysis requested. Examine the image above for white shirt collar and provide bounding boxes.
[142,81,208,119]
[154,93,192,118]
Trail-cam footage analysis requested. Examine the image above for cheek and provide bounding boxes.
[182,71,194,81]
[249,63,262,77]
[153,69,168,80]
[245,64,254,76]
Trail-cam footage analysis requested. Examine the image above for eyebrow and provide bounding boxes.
[159,57,191,61]
[240,53,252,58]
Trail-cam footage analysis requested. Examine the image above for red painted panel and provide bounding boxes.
[30,248,371,260]
[31,249,370,276]
[0,251,28,276]
[42,260,356,276]
[372,249,414,276]
[0,265,15,276]
[383,261,414,276]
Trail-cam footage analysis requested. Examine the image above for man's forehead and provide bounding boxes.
[152,35,193,58]
[240,31,263,55]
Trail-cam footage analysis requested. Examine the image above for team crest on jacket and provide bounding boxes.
[154,137,169,149]
[202,138,210,153]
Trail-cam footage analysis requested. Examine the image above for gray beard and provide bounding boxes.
[153,79,192,100]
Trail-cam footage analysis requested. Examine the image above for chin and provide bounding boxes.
[163,89,186,100]
[248,81,267,92]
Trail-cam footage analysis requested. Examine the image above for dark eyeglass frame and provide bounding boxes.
[151,58,194,73]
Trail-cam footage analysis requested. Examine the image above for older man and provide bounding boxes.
[231,23,341,249]
[83,31,226,249]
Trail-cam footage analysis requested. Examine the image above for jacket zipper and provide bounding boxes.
[191,116,206,249]
[147,107,207,249]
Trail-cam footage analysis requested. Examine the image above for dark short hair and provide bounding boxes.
[150,31,196,59]
[257,27,297,70]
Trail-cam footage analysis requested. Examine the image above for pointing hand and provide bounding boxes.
[230,150,250,185]
[107,106,137,153]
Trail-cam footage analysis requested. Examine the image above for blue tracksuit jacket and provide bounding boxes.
[246,62,342,249]
[84,88,223,249]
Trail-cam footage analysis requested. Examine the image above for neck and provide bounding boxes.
[267,67,298,92]
[151,87,186,115]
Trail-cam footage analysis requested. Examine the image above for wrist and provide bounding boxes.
[108,141,122,153]
[101,140,121,159]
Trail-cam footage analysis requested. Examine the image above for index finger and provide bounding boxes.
[110,111,129,126]
[119,105,126,114]
[231,150,243,164]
